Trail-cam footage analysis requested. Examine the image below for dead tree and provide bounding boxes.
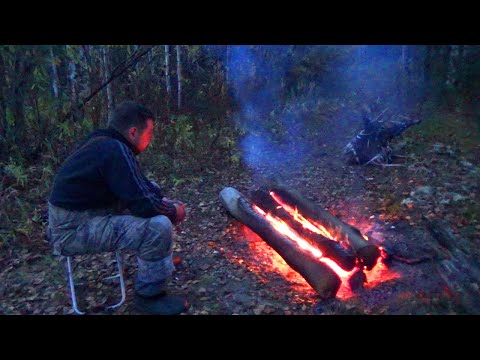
[344,106,421,166]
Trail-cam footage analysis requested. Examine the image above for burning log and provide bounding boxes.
[265,183,381,270]
[220,187,341,299]
[251,188,356,271]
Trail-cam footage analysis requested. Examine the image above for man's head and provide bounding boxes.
[108,101,155,153]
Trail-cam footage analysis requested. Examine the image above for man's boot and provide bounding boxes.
[134,292,189,315]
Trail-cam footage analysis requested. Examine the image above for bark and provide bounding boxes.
[220,187,341,299]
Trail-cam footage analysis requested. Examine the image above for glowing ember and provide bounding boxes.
[270,192,334,239]
[248,193,400,300]
[253,205,323,258]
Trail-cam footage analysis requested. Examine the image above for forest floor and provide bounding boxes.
[1,104,479,315]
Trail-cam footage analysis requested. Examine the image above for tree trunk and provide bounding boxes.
[8,47,35,149]
[0,50,6,141]
[68,60,77,101]
[149,46,155,77]
[176,45,182,110]
[219,187,341,299]
[164,45,171,113]
[456,45,465,91]
[67,46,78,122]
[49,46,59,99]
[226,45,230,85]
[402,45,409,75]
[443,45,452,86]
[102,46,114,120]
[424,45,432,93]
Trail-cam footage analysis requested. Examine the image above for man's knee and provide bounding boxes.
[150,215,173,234]
[139,215,173,261]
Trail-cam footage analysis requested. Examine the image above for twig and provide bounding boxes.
[374,107,389,122]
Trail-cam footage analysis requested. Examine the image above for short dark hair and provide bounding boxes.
[108,101,154,133]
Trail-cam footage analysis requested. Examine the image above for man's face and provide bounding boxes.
[131,118,154,153]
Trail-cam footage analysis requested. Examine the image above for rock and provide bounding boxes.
[232,293,253,305]
[401,198,415,208]
[253,304,265,315]
[439,192,467,205]
[411,186,434,198]
[452,193,467,202]
[460,160,474,168]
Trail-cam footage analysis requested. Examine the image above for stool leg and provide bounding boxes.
[66,256,85,315]
[105,251,126,311]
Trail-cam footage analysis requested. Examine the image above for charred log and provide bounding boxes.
[348,268,367,290]
[251,189,356,271]
[220,187,341,299]
[263,182,380,270]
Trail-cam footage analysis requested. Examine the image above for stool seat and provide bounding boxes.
[65,251,126,315]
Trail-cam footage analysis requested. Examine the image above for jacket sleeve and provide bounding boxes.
[102,140,177,222]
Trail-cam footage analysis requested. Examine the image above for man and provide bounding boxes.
[47,101,188,315]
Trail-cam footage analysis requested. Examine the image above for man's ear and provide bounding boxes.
[127,127,137,141]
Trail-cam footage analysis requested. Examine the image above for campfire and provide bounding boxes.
[220,182,399,300]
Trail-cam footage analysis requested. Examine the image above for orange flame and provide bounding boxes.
[270,192,334,239]
[247,193,400,299]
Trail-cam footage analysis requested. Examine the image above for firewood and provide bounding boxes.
[250,188,356,271]
[220,187,341,299]
[263,182,380,270]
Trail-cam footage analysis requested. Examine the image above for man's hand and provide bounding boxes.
[162,197,185,206]
[173,202,187,223]
[162,197,186,224]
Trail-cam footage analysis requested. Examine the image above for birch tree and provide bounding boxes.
[176,45,182,110]
[165,45,171,111]
[49,46,59,99]
[102,46,114,120]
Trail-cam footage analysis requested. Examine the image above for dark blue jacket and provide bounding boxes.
[48,128,177,222]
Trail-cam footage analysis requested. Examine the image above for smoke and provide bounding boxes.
[226,45,319,173]
[220,45,415,173]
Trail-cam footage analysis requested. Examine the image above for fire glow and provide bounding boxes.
[250,192,399,299]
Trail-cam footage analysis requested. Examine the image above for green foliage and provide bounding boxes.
[172,114,195,152]
[3,159,28,188]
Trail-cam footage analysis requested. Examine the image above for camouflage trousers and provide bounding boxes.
[47,202,175,297]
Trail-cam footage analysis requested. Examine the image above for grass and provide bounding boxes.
[404,108,480,162]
